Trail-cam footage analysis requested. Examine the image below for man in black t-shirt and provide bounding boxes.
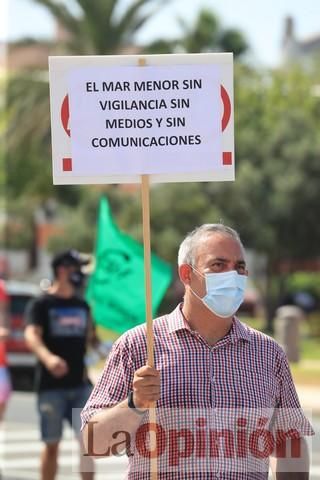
[25,249,99,480]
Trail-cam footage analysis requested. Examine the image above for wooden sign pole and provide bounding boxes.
[139,58,157,480]
[141,175,154,367]
[141,174,158,480]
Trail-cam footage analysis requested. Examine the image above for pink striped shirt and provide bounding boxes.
[81,304,313,479]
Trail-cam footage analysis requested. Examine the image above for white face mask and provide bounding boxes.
[189,267,247,318]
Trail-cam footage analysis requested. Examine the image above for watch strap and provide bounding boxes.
[128,390,147,415]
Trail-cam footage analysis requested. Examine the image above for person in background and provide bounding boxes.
[25,249,102,480]
[0,278,11,422]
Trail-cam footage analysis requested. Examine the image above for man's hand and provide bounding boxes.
[132,365,160,409]
[45,354,69,378]
[25,325,69,378]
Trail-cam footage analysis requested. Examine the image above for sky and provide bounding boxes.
[2,0,320,66]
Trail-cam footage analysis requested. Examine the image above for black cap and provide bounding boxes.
[51,249,89,270]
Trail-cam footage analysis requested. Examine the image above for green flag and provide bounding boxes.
[86,197,172,334]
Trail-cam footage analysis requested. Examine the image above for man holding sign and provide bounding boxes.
[81,224,313,478]
[48,52,313,478]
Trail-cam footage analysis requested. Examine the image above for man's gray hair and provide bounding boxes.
[177,224,244,266]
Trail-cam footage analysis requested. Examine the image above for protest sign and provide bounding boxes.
[49,53,234,185]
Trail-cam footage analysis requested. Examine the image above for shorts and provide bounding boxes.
[37,382,92,444]
[0,366,12,404]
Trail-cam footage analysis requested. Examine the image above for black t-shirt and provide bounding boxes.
[25,294,91,391]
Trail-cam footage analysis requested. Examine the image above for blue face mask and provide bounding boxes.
[190,268,247,318]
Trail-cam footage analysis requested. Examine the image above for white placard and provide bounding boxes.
[49,53,234,185]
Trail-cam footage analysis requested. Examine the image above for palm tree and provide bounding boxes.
[30,0,170,55]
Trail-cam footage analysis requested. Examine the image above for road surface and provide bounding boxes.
[0,391,127,479]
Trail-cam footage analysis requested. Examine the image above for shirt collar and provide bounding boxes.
[227,316,252,344]
[167,304,192,334]
[167,303,251,344]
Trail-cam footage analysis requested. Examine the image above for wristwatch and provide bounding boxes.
[128,391,147,415]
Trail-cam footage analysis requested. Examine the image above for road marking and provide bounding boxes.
[3,439,76,453]
[0,423,128,479]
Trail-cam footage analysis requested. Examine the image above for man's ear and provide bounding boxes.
[178,264,192,286]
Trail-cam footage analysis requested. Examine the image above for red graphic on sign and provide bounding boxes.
[221,85,231,132]
[61,95,70,137]
[63,158,73,171]
[61,96,72,171]
[220,86,232,165]
[222,152,232,165]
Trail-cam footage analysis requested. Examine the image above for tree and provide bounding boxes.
[200,64,320,328]
[146,8,248,57]
[29,0,170,55]
[177,9,248,56]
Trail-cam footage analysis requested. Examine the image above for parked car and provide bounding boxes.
[5,280,40,390]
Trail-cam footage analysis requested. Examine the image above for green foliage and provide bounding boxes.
[150,183,222,263]
[47,187,104,252]
[306,313,320,338]
[177,9,247,56]
[234,65,320,260]
[287,272,320,293]
[4,1,320,331]
[1,199,35,249]
[219,29,248,57]
[143,7,248,56]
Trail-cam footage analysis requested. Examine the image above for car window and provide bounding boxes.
[10,295,33,316]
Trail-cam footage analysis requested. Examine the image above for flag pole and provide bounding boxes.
[139,57,158,480]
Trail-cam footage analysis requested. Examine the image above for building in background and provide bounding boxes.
[282,16,320,67]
